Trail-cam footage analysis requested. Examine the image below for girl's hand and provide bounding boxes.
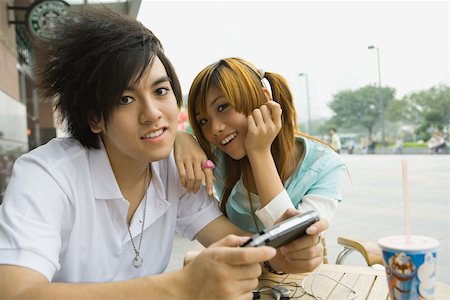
[268,209,328,273]
[245,101,282,157]
[174,131,215,195]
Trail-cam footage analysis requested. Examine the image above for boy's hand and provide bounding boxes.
[181,235,276,300]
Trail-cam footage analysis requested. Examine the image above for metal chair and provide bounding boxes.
[335,236,384,266]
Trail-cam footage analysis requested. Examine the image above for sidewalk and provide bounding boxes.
[166,154,450,284]
[327,154,449,284]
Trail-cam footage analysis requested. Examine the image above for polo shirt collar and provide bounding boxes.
[89,140,124,200]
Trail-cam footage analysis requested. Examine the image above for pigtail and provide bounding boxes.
[265,72,333,156]
[264,72,298,181]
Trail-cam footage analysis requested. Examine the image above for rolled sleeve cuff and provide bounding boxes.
[178,201,223,241]
[298,194,338,223]
[0,249,57,281]
[255,190,295,228]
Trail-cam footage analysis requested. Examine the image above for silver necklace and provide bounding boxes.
[126,164,149,269]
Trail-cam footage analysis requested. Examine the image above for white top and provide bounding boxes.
[0,138,222,282]
[255,191,337,228]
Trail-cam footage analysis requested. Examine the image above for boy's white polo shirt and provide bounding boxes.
[0,138,222,282]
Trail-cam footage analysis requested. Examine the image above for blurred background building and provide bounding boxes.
[0,0,141,203]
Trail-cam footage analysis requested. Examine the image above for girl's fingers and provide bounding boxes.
[192,160,205,193]
[282,241,323,260]
[247,115,256,132]
[251,108,264,128]
[266,101,282,127]
[306,218,329,235]
[259,105,271,124]
[176,160,188,188]
[184,162,195,192]
[203,167,215,196]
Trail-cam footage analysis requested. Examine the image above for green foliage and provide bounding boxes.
[326,83,449,141]
[387,84,450,139]
[403,142,427,148]
[424,110,444,124]
[388,84,450,124]
[328,85,395,135]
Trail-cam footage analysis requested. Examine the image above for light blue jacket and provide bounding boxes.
[214,136,346,232]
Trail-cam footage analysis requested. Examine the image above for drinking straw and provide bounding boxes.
[402,160,411,242]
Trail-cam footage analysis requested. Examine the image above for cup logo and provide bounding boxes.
[417,252,436,299]
[390,252,416,280]
[383,250,438,299]
[379,235,439,300]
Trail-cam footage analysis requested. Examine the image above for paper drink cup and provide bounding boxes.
[378,235,439,300]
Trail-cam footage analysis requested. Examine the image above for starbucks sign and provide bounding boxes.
[26,0,70,39]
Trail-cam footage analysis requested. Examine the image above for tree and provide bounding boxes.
[328,85,395,137]
[386,84,450,140]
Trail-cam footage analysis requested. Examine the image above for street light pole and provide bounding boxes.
[368,45,385,147]
[298,73,312,135]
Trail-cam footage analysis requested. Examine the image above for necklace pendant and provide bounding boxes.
[132,255,143,268]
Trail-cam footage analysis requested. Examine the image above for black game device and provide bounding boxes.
[241,210,320,248]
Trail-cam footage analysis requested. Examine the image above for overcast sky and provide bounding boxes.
[137,1,449,121]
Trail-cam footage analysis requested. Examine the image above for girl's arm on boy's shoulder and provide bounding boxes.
[173,131,215,196]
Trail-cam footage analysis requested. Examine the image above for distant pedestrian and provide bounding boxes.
[347,139,355,154]
[367,137,376,154]
[329,128,342,154]
[393,136,403,154]
[360,137,368,154]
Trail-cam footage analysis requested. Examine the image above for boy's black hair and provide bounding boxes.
[34,8,182,149]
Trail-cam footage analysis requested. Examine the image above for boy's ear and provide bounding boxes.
[89,118,104,134]
[262,87,272,102]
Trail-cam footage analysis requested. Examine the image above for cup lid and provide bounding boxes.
[378,235,439,251]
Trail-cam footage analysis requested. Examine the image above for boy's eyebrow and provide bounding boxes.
[152,76,171,86]
[125,76,171,91]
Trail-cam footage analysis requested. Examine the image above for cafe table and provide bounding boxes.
[257,264,450,299]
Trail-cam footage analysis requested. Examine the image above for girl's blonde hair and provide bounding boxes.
[188,57,307,215]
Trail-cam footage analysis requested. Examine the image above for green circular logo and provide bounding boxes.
[26,0,69,39]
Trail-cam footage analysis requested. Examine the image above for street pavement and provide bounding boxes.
[166,154,450,284]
